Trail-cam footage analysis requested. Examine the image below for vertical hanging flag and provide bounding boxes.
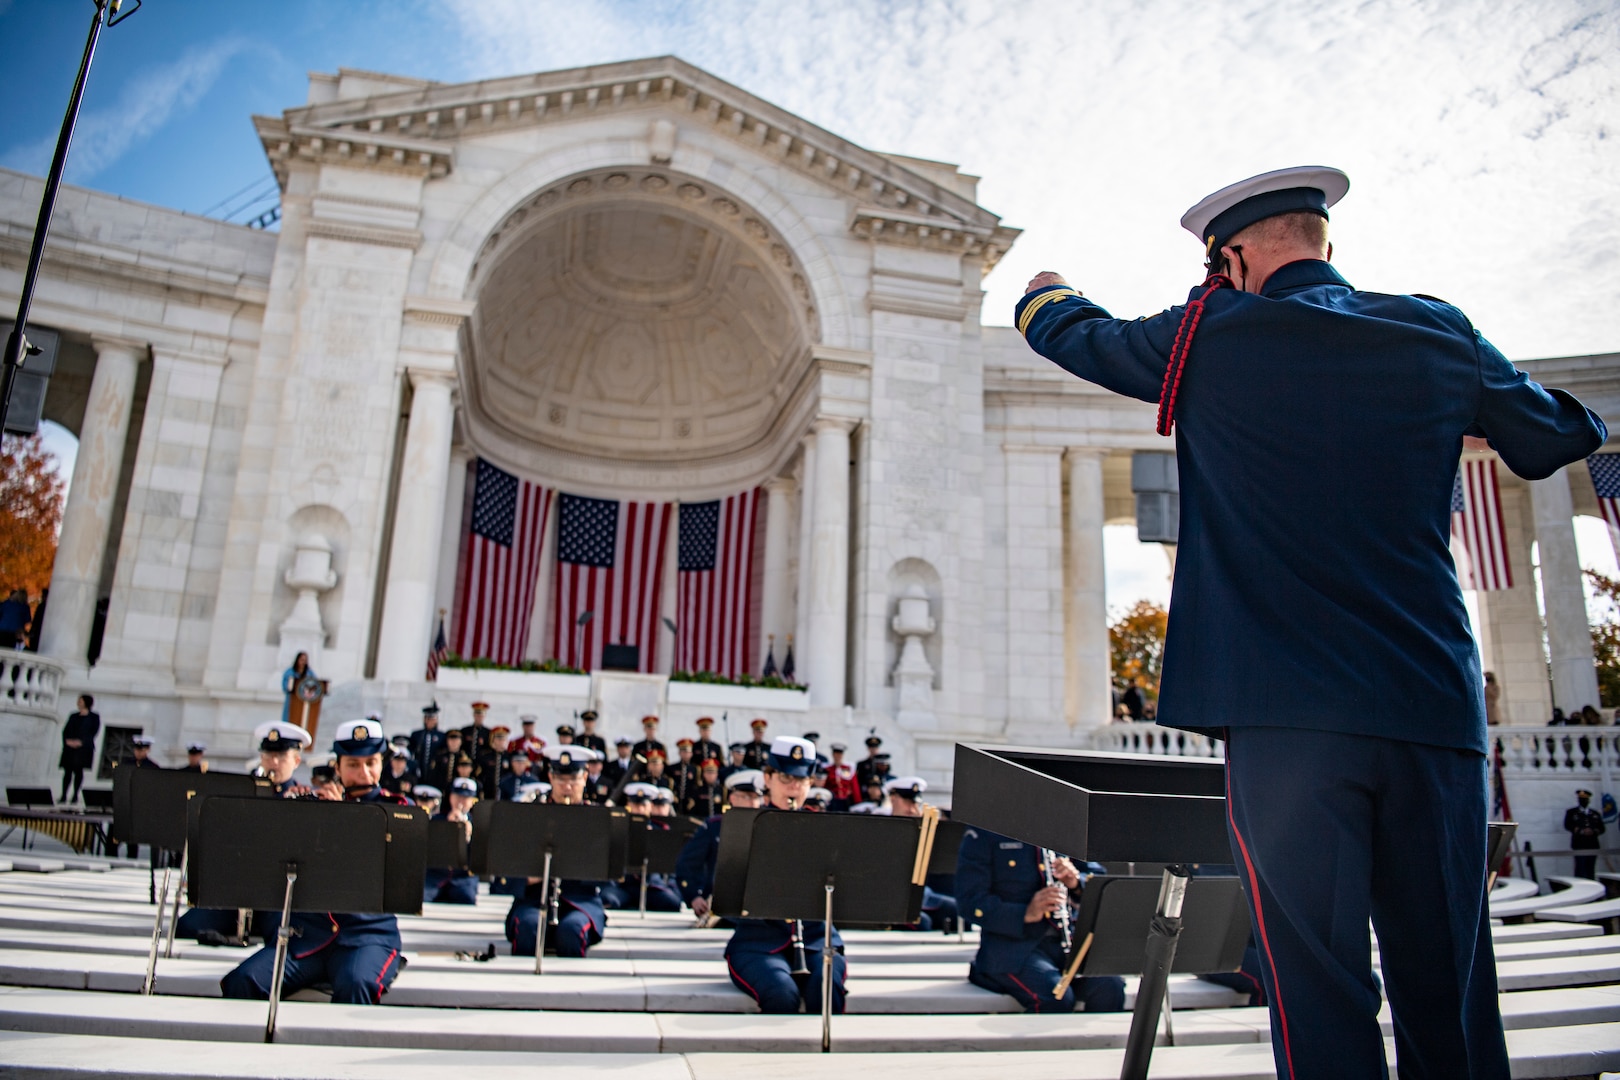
[1451,459,1513,591]
[676,488,762,677]
[452,459,552,666]
[552,494,672,672]
[1588,453,1620,534]
[426,611,448,681]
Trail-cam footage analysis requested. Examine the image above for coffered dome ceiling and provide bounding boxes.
[466,171,816,467]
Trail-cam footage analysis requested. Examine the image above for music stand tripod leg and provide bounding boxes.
[264,863,298,1044]
[639,858,649,919]
[163,840,187,958]
[533,850,552,976]
[1119,865,1189,1080]
[820,881,835,1054]
[142,865,171,996]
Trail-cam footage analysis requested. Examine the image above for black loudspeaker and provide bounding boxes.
[601,643,639,671]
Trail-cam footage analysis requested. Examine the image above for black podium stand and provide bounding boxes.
[469,801,629,972]
[112,769,271,990]
[712,806,941,1051]
[426,818,470,871]
[952,744,1234,1080]
[624,815,702,917]
[191,796,426,1041]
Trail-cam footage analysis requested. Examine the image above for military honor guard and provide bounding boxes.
[740,719,770,768]
[254,720,313,796]
[504,745,608,958]
[1015,165,1608,1076]
[425,777,480,905]
[603,736,635,789]
[220,718,410,1005]
[461,700,493,754]
[692,716,724,766]
[670,738,699,807]
[182,743,209,772]
[642,746,673,791]
[676,769,765,907]
[407,702,446,768]
[510,716,546,763]
[427,728,465,792]
[855,735,884,790]
[1567,789,1606,879]
[632,715,666,761]
[685,758,723,819]
[575,710,607,755]
[825,742,859,811]
[475,726,510,800]
[719,736,849,1015]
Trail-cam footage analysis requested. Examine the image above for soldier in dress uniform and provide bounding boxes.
[585,756,612,804]
[740,719,770,769]
[554,723,576,746]
[855,736,884,790]
[825,743,859,811]
[686,758,723,819]
[956,824,1124,1013]
[804,787,831,811]
[427,728,465,793]
[509,716,546,763]
[461,701,493,754]
[220,719,410,1004]
[381,736,415,797]
[475,726,510,800]
[576,711,607,756]
[499,751,536,801]
[676,770,765,907]
[1566,789,1606,879]
[504,746,609,958]
[718,737,849,1014]
[1016,165,1607,1076]
[182,744,209,773]
[720,743,748,783]
[641,747,673,793]
[692,716,724,766]
[632,716,666,762]
[669,738,699,807]
[602,737,635,790]
[425,776,480,904]
[408,701,447,766]
[254,721,312,796]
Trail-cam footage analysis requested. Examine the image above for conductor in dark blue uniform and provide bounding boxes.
[1016,166,1606,1079]
[956,827,1124,1013]
[504,746,608,958]
[220,718,410,1004]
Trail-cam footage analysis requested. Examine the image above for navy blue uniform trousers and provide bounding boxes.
[726,945,847,1014]
[967,936,1125,1014]
[220,942,402,1005]
[506,900,602,958]
[1225,727,1508,1079]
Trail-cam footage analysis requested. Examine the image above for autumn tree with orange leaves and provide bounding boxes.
[1110,599,1168,701]
[1,433,64,600]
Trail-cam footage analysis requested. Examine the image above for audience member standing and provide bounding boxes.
[58,695,100,804]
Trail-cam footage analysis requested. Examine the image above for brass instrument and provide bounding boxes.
[1041,848,1074,956]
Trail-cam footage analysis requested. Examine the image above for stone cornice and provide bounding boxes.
[304,217,423,250]
[255,117,453,186]
[852,208,1020,274]
[271,58,1014,251]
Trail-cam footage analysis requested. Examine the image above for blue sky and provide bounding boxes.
[4,0,1619,610]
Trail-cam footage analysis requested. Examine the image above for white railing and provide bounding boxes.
[1,651,62,719]
[1088,722,1225,759]
[1495,726,1620,776]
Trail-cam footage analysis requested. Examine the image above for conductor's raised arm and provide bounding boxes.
[1015,272,1178,404]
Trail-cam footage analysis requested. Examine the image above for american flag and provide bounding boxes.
[426,612,448,681]
[1451,458,1513,591]
[676,490,762,676]
[551,494,672,672]
[451,459,552,666]
[1588,453,1620,533]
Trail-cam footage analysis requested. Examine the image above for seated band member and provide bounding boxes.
[956,826,1125,1014]
[220,719,410,1005]
[720,737,849,1015]
[499,750,536,801]
[504,746,608,958]
[676,769,765,908]
[255,720,313,795]
[804,786,831,811]
[412,784,442,817]
[425,777,479,905]
[883,776,959,933]
[514,780,550,803]
[605,784,684,912]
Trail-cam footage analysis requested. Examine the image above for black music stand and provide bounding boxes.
[470,801,629,972]
[426,818,469,871]
[1487,821,1518,888]
[925,818,968,939]
[952,744,1231,1080]
[192,796,424,1041]
[711,807,940,1051]
[2,787,54,851]
[624,816,702,917]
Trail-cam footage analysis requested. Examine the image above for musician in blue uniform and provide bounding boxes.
[677,769,765,909]
[718,737,849,1015]
[504,746,608,958]
[220,718,410,1004]
[882,777,958,933]
[1017,166,1606,1077]
[601,783,684,911]
[956,826,1124,1013]
[424,777,480,905]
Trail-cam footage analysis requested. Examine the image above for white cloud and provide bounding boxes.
[2,38,249,182]
[436,0,1619,359]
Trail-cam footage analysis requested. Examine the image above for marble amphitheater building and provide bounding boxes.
[2,58,1617,855]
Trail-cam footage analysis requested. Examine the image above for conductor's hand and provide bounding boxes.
[1025,271,1073,295]
[691,896,711,918]
[1024,884,1067,923]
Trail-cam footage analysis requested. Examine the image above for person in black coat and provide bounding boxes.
[58,695,100,803]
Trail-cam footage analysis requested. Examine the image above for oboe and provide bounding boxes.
[1041,848,1074,955]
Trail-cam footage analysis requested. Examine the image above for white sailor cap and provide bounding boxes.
[1180,166,1349,254]
[766,735,816,777]
[254,720,312,751]
[412,784,443,800]
[883,775,928,799]
[805,787,832,805]
[332,718,386,757]
[131,735,153,748]
[848,802,877,814]
[724,769,765,794]
[516,781,550,803]
[450,777,479,796]
[544,744,600,774]
[622,782,661,802]
[186,743,207,754]
[652,787,675,803]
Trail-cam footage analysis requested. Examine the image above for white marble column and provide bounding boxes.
[434,447,472,624]
[41,337,142,664]
[1530,466,1601,712]
[806,420,852,707]
[1064,448,1110,730]
[375,371,456,682]
[759,477,795,671]
[793,437,816,678]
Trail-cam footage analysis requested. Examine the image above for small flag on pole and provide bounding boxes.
[426,610,448,681]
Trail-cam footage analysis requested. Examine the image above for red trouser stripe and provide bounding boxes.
[1006,972,1041,1014]
[374,949,398,1000]
[1226,743,1297,1079]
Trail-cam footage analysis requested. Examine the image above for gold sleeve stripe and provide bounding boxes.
[1017,288,1081,336]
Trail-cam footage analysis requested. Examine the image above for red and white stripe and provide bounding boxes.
[552,501,672,672]
[1598,497,1620,535]
[1452,458,1513,591]
[677,489,762,677]
[451,475,552,667]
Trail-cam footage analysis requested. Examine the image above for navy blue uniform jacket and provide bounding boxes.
[956,826,1072,975]
[284,787,409,955]
[1017,261,1606,753]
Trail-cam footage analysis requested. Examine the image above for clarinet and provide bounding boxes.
[788,918,811,987]
[548,876,562,940]
[1041,848,1074,956]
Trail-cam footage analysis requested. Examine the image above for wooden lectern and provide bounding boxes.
[286,676,328,744]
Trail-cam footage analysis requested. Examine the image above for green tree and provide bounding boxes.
[1110,599,1168,701]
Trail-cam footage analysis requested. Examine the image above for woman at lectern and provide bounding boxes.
[279,651,314,723]
[220,718,410,1005]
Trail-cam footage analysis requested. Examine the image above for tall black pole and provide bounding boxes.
[0,0,118,431]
